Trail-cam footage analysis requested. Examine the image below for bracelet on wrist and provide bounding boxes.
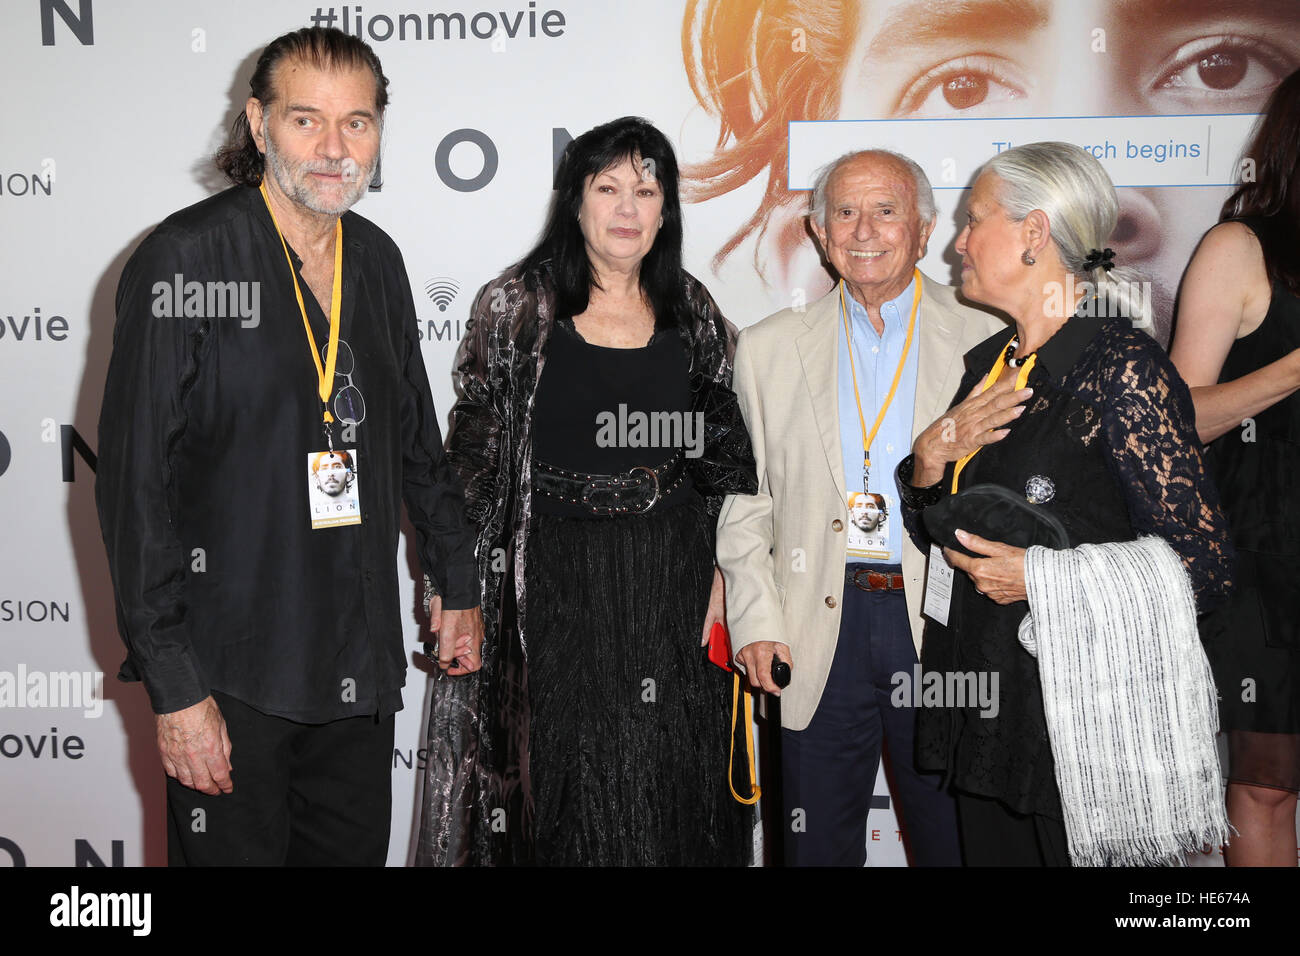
[896,454,945,511]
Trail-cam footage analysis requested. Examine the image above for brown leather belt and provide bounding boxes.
[846,567,906,592]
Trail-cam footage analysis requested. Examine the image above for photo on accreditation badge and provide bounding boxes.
[307,449,361,530]
[847,491,890,561]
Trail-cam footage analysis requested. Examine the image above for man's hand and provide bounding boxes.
[911,378,1032,486]
[943,529,1028,605]
[734,641,792,695]
[156,695,233,795]
[701,566,726,647]
[428,594,485,675]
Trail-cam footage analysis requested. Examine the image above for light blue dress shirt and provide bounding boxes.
[836,275,921,565]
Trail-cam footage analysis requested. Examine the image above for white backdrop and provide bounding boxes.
[2,0,1298,866]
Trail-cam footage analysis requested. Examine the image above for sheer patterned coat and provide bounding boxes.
[415,263,757,865]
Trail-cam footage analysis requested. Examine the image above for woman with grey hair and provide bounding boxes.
[897,142,1233,865]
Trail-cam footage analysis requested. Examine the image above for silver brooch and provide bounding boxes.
[1025,475,1056,505]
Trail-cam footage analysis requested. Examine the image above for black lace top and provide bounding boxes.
[901,309,1234,818]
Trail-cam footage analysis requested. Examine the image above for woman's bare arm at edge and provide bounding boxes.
[1170,221,1300,444]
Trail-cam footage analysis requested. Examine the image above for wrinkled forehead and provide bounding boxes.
[829,156,918,209]
[270,57,383,114]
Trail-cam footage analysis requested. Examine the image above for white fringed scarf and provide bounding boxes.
[1018,536,1230,866]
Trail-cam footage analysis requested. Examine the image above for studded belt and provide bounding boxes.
[534,453,685,516]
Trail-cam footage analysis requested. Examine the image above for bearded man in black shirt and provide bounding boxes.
[96,26,482,866]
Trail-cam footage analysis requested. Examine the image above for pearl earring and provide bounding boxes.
[1021,250,1036,266]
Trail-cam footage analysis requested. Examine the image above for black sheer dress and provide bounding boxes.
[901,310,1233,841]
[1200,217,1300,793]
[524,319,750,865]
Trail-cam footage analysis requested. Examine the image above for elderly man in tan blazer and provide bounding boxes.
[717,150,1004,866]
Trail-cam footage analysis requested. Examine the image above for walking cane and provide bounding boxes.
[765,655,791,865]
[714,624,792,865]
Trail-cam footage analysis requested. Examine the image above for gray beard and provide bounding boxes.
[263,122,375,217]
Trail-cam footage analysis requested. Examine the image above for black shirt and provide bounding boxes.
[96,185,478,721]
[531,321,695,516]
[904,309,1234,817]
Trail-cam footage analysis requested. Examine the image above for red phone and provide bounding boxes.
[707,621,733,672]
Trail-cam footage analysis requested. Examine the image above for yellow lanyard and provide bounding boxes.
[840,270,922,493]
[259,181,343,445]
[950,339,1037,493]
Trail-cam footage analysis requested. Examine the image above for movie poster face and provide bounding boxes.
[678,0,1300,345]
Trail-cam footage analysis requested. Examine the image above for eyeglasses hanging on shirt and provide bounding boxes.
[321,340,366,426]
[258,181,364,531]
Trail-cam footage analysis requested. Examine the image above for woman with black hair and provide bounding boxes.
[415,116,757,866]
[1171,68,1300,867]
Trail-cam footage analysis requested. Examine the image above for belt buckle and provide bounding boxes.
[582,476,611,512]
[581,476,616,515]
[851,569,900,591]
[581,469,660,515]
[630,465,660,513]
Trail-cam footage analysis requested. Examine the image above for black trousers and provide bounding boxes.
[782,573,962,866]
[165,690,394,866]
[956,791,1072,867]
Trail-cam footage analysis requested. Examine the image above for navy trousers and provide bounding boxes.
[782,568,961,866]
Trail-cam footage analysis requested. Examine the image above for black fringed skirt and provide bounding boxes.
[524,492,751,866]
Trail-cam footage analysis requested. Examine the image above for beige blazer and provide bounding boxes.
[716,273,1006,731]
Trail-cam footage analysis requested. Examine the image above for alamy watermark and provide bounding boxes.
[595,404,705,459]
[891,664,999,718]
[1044,274,1152,327]
[151,274,260,327]
[49,886,150,936]
[0,666,103,718]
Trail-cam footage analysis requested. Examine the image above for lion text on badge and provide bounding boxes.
[308,449,362,529]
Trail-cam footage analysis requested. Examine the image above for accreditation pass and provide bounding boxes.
[923,542,954,626]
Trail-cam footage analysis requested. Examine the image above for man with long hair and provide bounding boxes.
[96,27,482,866]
